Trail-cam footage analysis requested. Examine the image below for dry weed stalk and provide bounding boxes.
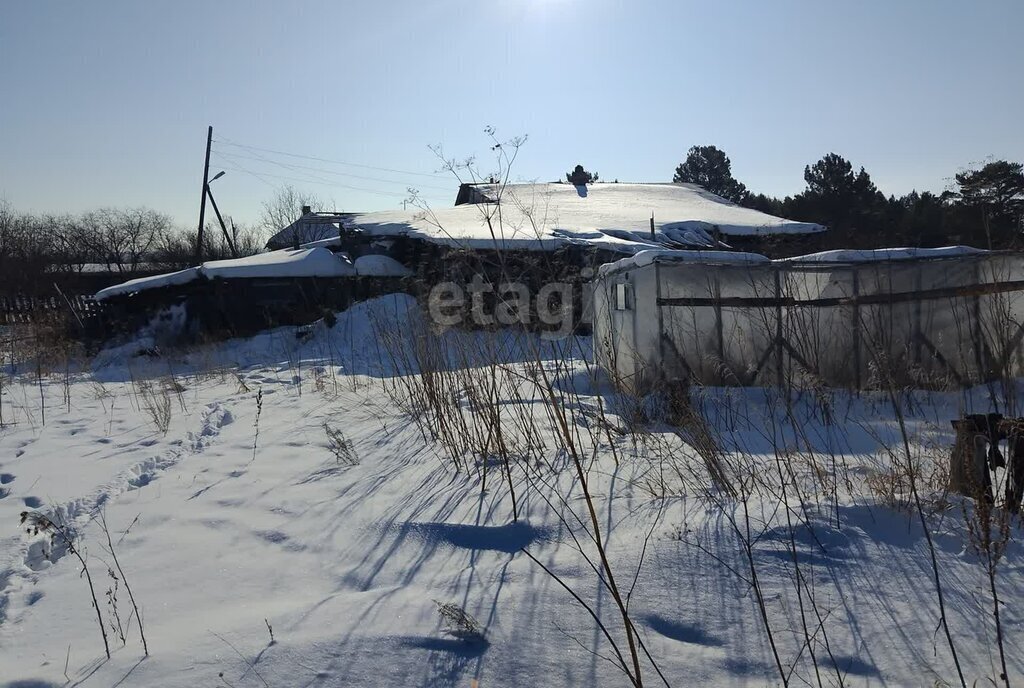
[324,422,359,466]
[20,509,110,659]
[100,511,149,655]
[138,378,173,434]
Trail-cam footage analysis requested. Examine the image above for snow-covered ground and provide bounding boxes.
[1,297,1022,687]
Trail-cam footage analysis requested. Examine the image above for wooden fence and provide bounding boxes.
[0,293,105,327]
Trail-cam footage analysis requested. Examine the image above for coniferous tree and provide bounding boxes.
[893,190,949,247]
[795,153,884,238]
[673,145,748,203]
[666,150,1023,252]
[741,192,786,217]
[950,160,1024,244]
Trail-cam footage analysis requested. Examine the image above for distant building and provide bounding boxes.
[265,206,357,250]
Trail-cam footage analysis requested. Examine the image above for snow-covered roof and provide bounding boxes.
[597,245,992,277]
[95,247,363,301]
[779,246,987,263]
[299,182,824,254]
[597,249,771,276]
[95,267,202,300]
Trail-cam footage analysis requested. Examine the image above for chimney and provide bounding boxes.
[301,205,312,216]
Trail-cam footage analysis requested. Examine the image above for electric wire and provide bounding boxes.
[214,149,454,193]
[213,137,449,179]
[211,158,450,203]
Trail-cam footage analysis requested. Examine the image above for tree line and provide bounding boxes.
[0,185,328,293]
[0,203,266,289]
[673,145,1024,249]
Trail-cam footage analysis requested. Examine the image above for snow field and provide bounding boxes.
[0,296,1022,687]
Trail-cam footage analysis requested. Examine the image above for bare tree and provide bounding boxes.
[0,203,50,288]
[78,207,172,273]
[257,184,329,237]
[208,218,266,259]
[0,199,16,267]
[43,213,91,273]
[150,218,266,270]
[151,228,198,270]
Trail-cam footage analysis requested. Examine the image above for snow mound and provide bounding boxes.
[354,254,413,277]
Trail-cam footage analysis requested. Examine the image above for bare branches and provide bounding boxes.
[257,184,330,239]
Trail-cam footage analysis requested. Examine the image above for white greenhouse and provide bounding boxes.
[592,247,1024,393]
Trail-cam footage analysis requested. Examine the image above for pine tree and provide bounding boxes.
[672,145,748,203]
[797,152,883,237]
[951,161,1024,241]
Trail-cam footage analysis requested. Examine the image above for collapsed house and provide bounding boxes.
[95,182,825,337]
[592,246,1024,393]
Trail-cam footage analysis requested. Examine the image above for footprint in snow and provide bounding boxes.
[0,473,14,484]
[255,529,305,552]
[23,496,42,508]
[644,614,723,647]
[129,473,154,489]
[256,530,289,544]
[397,521,548,554]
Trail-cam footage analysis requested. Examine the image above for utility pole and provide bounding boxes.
[206,187,238,258]
[194,125,213,264]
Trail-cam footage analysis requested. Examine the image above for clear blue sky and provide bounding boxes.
[1,0,1021,228]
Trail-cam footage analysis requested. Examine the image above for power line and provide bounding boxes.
[214,149,454,192]
[213,148,430,193]
[213,159,446,199]
[212,160,450,202]
[213,137,451,180]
